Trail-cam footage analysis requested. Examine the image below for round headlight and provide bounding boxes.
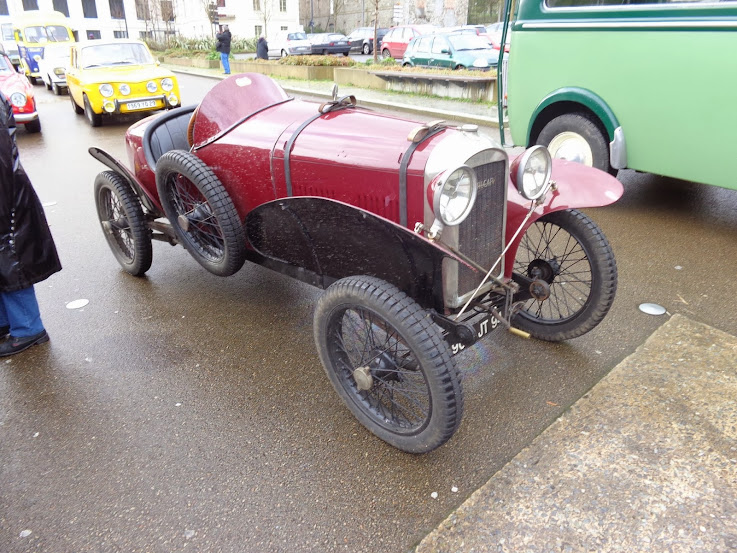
[33,54,41,62]
[161,78,174,91]
[9,92,26,107]
[119,83,130,95]
[512,145,552,200]
[433,166,477,226]
[146,80,157,93]
[99,83,114,97]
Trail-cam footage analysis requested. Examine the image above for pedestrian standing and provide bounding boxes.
[216,25,232,75]
[256,35,269,60]
[0,94,61,357]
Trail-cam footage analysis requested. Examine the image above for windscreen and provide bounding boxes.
[24,25,71,43]
[80,43,154,68]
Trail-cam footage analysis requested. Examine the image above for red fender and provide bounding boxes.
[503,158,623,278]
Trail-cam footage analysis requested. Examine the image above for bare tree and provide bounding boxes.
[256,0,273,38]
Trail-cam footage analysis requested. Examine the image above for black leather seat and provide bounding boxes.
[142,105,197,171]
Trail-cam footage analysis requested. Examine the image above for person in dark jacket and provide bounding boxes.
[0,94,61,356]
[215,25,232,75]
[256,35,268,60]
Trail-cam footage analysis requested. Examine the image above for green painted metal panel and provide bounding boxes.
[507,4,737,190]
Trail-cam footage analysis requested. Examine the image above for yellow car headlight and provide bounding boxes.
[99,83,114,97]
[146,80,157,93]
[119,84,131,95]
[161,78,174,92]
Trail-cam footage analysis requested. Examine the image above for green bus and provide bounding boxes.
[500,0,737,190]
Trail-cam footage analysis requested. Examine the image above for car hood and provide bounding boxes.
[79,64,175,83]
[0,72,33,96]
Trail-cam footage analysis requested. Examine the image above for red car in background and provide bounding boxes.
[0,53,40,133]
[380,24,437,59]
[89,73,622,454]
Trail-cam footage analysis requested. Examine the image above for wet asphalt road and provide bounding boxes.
[1,73,737,553]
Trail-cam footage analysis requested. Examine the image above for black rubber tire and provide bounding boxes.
[314,276,463,453]
[536,112,615,175]
[84,95,102,127]
[512,209,617,341]
[381,48,391,59]
[45,79,51,90]
[362,43,370,55]
[25,118,41,133]
[52,82,60,95]
[280,49,288,58]
[70,92,83,114]
[342,51,349,57]
[28,76,36,85]
[94,171,153,276]
[156,150,246,277]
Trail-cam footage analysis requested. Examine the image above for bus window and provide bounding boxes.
[502,0,737,190]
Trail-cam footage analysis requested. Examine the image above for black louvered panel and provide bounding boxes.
[457,160,506,295]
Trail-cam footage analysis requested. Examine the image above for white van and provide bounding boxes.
[267,31,311,58]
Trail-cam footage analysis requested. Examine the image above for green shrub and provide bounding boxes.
[278,55,356,67]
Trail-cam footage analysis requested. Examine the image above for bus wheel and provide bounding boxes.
[536,113,615,175]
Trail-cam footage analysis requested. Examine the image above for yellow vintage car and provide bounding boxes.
[66,39,180,127]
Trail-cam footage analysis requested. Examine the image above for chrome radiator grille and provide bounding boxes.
[456,159,507,296]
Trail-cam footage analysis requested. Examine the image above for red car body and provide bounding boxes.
[380,24,437,59]
[0,53,41,133]
[91,73,622,453]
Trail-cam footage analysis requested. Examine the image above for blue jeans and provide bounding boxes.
[0,286,45,338]
[221,52,231,74]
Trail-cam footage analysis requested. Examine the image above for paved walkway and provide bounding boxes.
[415,314,737,553]
[165,63,503,128]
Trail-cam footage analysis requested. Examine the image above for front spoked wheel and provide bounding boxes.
[512,209,617,341]
[314,276,463,453]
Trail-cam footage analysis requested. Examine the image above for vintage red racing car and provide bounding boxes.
[90,73,622,453]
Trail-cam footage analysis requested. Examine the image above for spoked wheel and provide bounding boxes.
[512,209,617,341]
[156,150,246,276]
[362,43,370,55]
[314,276,463,453]
[94,171,153,276]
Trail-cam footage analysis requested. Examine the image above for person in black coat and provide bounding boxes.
[256,35,268,60]
[0,94,61,356]
[216,25,232,75]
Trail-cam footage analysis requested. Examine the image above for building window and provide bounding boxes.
[0,0,8,15]
[135,0,150,20]
[216,0,224,6]
[52,0,69,16]
[86,29,101,39]
[108,0,124,18]
[279,0,286,11]
[82,0,98,18]
[253,0,260,10]
[280,25,287,30]
[113,30,128,37]
[254,24,262,36]
[160,0,174,21]
[22,0,39,9]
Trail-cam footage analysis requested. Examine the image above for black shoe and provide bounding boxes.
[0,330,49,357]
[0,325,8,338]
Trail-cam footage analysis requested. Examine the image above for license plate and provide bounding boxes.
[450,314,501,355]
[126,100,157,111]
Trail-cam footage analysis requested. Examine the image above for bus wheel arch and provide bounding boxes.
[531,103,616,176]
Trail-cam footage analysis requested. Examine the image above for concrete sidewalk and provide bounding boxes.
[415,314,737,553]
[165,64,503,128]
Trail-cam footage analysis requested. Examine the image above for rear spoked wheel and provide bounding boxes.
[314,276,463,453]
[156,150,246,276]
[512,209,617,341]
[94,171,153,276]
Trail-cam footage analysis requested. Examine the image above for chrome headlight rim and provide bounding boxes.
[99,83,114,97]
[161,77,174,92]
[432,164,478,227]
[515,145,552,201]
[146,80,157,93]
[9,92,27,107]
[118,83,131,95]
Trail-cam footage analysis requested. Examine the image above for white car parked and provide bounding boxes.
[37,43,71,95]
[267,31,311,58]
